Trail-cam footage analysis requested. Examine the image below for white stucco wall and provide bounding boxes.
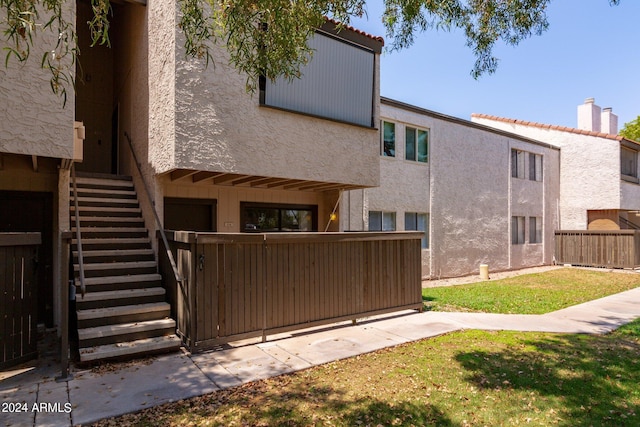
[146,4,380,188]
[0,4,75,159]
[472,117,621,230]
[352,101,560,278]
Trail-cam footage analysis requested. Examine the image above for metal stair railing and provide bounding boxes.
[123,132,184,288]
[71,163,86,297]
[619,216,640,230]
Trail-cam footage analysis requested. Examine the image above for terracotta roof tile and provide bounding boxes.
[325,17,385,44]
[470,113,630,143]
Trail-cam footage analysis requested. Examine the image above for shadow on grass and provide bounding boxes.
[236,381,455,426]
[455,333,640,426]
[119,375,455,426]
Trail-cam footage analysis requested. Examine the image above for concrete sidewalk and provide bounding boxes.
[2,286,640,426]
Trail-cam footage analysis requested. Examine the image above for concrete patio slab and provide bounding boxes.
[207,345,298,383]
[190,354,245,390]
[34,380,71,427]
[257,342,313,371]
[69,352,218,426]
[275,323,408,366]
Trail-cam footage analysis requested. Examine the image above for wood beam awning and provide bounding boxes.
[166,169,366,192]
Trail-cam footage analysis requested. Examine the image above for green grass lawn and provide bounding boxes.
[423,268,640,314]
[95,267,640,426]
[97,320,640,426]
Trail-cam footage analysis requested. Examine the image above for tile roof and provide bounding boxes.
[324,17,385,44]
[470,113,633,143]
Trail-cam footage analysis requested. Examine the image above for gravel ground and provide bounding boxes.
[422,264,640,288]
[422,265,564,288]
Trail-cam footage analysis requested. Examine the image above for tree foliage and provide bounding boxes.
[0,0,622,99]
[620,115,640,142]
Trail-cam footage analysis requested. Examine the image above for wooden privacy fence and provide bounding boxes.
[1,232,40,368]
[161,231,423,351]
[555,230,640,269]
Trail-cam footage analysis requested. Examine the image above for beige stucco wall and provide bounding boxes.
[162,178,337,233]
[350,102,560,279]
[146,3,380,188]
[0,4,75,159]
[356,105,431,276]
[472,117,621,230]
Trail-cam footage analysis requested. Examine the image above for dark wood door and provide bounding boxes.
[0,233,40,368]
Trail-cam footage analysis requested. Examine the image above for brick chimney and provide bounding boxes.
[601,107,618,135]
[577,98,601,132]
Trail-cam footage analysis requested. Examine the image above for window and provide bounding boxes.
[405,212,429,249]
[369,211,396,231]
[529,153,543,181]
[511,216,525,244]
[405,127,429,162]
[621,147,638,178]
[241,203,317,232]
[511,149,525,179]
[382,121,395,157]
[529,217,542,243]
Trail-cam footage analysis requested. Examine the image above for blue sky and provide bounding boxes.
[351,0,639,130]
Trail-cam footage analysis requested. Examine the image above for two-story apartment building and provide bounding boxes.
[472,98,640,231]
[344,98,561,278]
[1,1,387,364]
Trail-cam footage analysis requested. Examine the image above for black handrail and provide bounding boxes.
[620,216,640,230]
[71,163,86,297]
[123,132,183,285]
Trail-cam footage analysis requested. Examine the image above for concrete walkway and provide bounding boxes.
[2,285,640,426]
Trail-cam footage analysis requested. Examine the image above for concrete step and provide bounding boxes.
[73,237,152,251]
[71,216,145,228]
[74,260,157,277]
[71,187,137,198]
[77,302,170,328]
[72,227,149,239]
[74,248,155,263]
[75,175,133,188]
[78,335,181,363]
[70,205,142,217]
[73,196,139,208]
[75,273,162,293]
[76,287,166,310]
[78,318,176,347]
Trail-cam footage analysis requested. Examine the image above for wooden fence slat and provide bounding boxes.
[164,232,423,350]
[555,230,640,268]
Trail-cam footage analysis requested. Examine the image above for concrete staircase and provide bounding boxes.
[70,173,181,363]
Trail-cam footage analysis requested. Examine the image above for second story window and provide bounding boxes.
[529,153,543,181]
[405,127,429,163]
[382,121,396,157]
[511,149,525,179]
[621,146,638,178]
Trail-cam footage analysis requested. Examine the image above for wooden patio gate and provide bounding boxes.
[161,232,424,351]
[1,233,41,368]
[554,230,640,268]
